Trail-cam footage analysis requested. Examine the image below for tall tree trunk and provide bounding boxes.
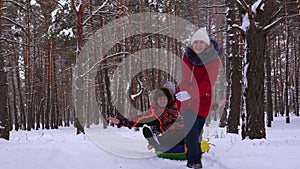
[138,0,146,112]
[15,55,26,130]
[243,27,266,139]
[241,0,283,139]
[11,70,19,131]
[273,41,279,117]
[241,0,281,139]
[71,0,86,58]
[226,0,242,134]
[0,0,9,139]
[52,43,59,129]
[296,0,300,117]
[104,68,113,118]
[96,69,107,128]
[0,56,9,140]
[71,0,86,131]
[284,0,290,123]
[45,42,51,129]
[266,35,273,127]
[9,31,20,131]
[295,48,299,117]
[279,49,284,116]
[25,0,33,130]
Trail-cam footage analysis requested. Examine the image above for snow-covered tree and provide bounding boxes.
[234,0,283,139]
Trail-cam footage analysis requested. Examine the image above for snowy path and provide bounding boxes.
[1,116,299,169]
[0,127,225,169]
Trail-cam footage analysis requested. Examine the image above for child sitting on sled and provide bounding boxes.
[107,87,184,150]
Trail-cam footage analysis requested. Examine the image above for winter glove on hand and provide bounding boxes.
[175,91,191,102]
[107,117,120,125]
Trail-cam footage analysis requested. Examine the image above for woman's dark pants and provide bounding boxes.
[182,109,206,164]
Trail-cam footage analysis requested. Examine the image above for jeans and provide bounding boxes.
[182,109,206,163]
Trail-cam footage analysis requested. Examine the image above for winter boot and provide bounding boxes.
[143,127,159,148]
[186,161,193,168]
[193,161,202,169]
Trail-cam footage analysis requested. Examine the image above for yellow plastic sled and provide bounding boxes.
[155,138,211,160]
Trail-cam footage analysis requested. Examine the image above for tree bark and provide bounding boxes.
[0,0,9,139]
[266,35,273,127]
[284,0,290,123]
[226,0,242,134]
[244,27,266,139]
[25,0,33,131]
[0,55,9,140]
[241,0,281,139]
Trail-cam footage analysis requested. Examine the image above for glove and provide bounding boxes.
[175,91,191,102]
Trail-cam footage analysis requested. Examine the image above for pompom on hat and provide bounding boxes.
[190,27,210,46]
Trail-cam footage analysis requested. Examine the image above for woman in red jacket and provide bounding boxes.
[175,28,221,169]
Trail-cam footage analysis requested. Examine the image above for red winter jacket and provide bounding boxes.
[178,41,220,118]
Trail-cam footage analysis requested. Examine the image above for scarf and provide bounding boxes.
[185,44,219,66]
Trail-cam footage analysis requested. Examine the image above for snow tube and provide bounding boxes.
[155,140,210,160]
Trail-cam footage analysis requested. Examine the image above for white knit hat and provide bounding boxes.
[190,27,210,46]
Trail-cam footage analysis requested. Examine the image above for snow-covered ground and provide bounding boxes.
[1,115,299,169]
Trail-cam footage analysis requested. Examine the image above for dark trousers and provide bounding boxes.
[143,126,184,148]
[182,109,206,163]
[157,131,185,147]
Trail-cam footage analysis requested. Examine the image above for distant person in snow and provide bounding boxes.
[107,87,184,150]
